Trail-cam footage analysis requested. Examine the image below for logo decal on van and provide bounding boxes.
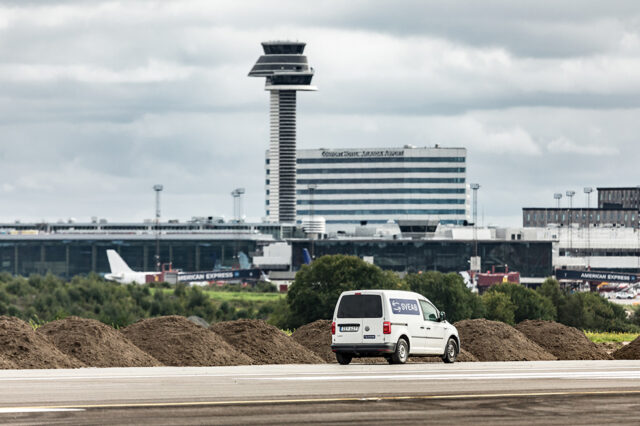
[390,298,420,315]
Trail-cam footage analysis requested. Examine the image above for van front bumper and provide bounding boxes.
[331,343,396,356]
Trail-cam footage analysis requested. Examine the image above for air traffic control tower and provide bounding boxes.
[249,41,316,223]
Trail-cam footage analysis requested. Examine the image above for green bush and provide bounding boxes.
[488,283,556,323]
[406,271,484,323]
[284,255,406,329]
[482,292,516,325]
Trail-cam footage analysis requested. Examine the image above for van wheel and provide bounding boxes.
[442,338,458,363]
[336,353,352,365]
[390,338,409,364]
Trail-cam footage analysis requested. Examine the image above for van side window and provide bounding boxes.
[419,300,438,321]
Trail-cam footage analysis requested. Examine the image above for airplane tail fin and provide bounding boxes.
[302,248,312,265]
[106,250,133,274]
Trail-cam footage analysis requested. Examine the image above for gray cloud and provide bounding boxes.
[0,0,639,226]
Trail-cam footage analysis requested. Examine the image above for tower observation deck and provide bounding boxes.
[249,41,317,223]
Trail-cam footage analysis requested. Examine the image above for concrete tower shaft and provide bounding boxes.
[249,41,316,223]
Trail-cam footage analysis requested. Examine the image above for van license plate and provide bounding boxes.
[340,325,359,332]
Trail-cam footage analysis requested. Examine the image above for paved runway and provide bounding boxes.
[1,361,640,424]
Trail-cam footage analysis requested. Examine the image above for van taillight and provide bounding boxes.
[383,321,391,334]
[331,322,336,335]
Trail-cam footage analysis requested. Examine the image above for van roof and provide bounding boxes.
[339,289,426,299]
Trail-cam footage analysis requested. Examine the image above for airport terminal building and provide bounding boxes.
[269,146,469,233]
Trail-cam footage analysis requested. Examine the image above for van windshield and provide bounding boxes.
[337,295,382,318]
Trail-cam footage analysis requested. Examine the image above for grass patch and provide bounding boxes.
[584,331,640,343]
[156,288,284,303]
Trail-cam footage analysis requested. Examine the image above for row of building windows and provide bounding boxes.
[296,188,466,195]
[297,209,466,215]
[527,212,637,222]
[322,219,466,225]
[297,157,465,164]
[297,178,466,185]
[297,167,465,174]
[296,199,465,205]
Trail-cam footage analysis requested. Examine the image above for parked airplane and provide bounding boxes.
[105,249,157,284]
[105,249,268,285]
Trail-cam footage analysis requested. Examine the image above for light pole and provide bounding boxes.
[566,190,575,256]
[584,187,593,269]
[554,193,562,208]
[231,188,245,222]
[307,183,317,259]
[153,184,163,271]
[470,184,480,258]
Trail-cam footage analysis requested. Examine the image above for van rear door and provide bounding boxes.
[334,293,384,344]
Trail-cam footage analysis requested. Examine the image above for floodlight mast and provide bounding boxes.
[566,190,575,255]
[153,184,163,271]
[584,187,593,269]
[231,188,246,222]
[554,193,562,208]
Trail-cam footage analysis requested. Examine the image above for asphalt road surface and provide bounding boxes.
[1,360,640,425]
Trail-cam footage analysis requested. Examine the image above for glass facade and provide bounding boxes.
[297,209,466,215]
[291,240,552,277]
[297,188,466,195]
[0,239,262,279]
[297,178,465,184]
[297,199,465,205]
[297,167,465,174]
[297,157,465,164]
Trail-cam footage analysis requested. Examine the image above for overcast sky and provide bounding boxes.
[1,1,639,226]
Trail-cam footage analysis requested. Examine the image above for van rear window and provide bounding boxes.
[337,295,382,318]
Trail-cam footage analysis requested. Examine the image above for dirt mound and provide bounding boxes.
[613,337,640,360]
[211,319,325,364]
[291,320,334,362]
[599,342,625,356]
[454,319,556,361]
[291,319,478,363]
[516,320,611,360]
[0,316,84,369]
[457,348,478,362]
[0,354,16,369]
[37,317,162,367]
[122,316,253,366]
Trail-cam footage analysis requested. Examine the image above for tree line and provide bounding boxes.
[275,255,640,332]
[0,272,279,328]
[1,255,638,332]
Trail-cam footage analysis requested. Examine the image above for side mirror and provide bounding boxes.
[439,311,446,322]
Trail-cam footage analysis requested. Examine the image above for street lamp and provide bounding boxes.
[153,184,163,271]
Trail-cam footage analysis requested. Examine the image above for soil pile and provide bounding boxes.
[457,348,478,362]
[211,319,325,364]
[0,316,84,369]
[516,320,611,360]
[613,337,640,360]
[122,316,253,366]
[291,320,334,362]
[454,319,556,361]
[0,354,16,369]
[598,342,625,356]
[37,316,162,367]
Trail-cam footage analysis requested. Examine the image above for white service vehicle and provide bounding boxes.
[331,290,460,365]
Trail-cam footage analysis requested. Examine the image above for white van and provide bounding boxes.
[331,290,460,365]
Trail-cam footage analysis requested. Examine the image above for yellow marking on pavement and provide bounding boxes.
[3,389,640,411]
